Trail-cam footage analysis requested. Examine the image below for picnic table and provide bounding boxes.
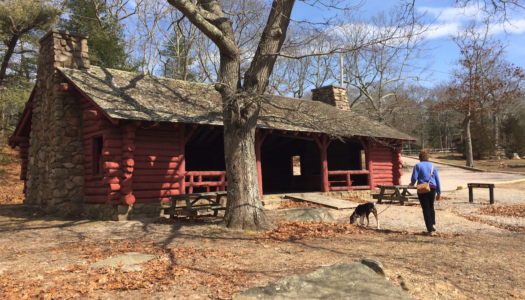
[372,185,419,206]
[166,191,227,223]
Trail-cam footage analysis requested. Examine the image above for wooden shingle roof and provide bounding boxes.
[58,66,414,141]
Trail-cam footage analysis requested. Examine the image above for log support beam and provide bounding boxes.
[255,130,269,196]
[313,134,332,192]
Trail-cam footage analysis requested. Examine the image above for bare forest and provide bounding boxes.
[2,1,525,166]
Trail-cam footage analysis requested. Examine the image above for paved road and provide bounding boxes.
[400,156,525,191]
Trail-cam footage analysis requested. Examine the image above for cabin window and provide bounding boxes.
[92,136,103,176]
[292,155,301,176]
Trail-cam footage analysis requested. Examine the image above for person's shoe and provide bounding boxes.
[429,231,438,236]
[432,225,436,231]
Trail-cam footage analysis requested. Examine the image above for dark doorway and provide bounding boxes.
[185,127,226,172]
[261,133,321,194]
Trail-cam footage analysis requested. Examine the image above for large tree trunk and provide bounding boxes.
[0,35,19,88]
[463,116,474,167]
[221,96,272,230]
[167,0,295,230]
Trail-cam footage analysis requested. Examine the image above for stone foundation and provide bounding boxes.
[82,202,172,221]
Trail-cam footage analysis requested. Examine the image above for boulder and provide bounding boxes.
[234,261,413,300]
[278,207,335,222]
[512,153,521,160]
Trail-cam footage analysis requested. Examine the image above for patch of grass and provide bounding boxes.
[0,168,8,173]
[0,156,12,163]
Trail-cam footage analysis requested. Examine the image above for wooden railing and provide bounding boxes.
[327,170,370,191]
[185,171,227,194]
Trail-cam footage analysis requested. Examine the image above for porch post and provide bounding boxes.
[368,138,375,189]
[178,124,186,194]
[255,129,268,196]
[314,134,331,193]
[255,132,263,195]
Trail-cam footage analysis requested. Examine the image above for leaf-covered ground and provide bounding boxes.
[0,141,24,205]
[477,204,525,218]
[1,203,524,300]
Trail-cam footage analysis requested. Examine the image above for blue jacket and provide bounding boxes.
[410,161,441,194]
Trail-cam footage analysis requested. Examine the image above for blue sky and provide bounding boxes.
[291,0,525,87]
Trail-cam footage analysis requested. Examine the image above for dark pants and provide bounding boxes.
[418,188,436,232]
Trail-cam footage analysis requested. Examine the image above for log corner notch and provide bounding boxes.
[392,142,403,185]
[313,133,332,192]
[118,121,139,205]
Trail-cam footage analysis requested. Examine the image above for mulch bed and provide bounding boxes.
[476,204,525,218]
[278,199,324,209]
[341,197,369,204]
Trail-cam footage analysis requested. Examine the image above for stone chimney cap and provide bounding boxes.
[311,85,350,110]
[39,29,89,43]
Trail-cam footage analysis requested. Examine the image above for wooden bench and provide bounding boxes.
[372,185,419,206]
[166,191,227,223]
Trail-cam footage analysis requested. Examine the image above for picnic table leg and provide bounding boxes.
[396,189,404,206]
[213,194,221,216]
[377,187,385,204]
[189,215,195,223]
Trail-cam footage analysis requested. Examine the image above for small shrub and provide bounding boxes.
[500,116,525,159]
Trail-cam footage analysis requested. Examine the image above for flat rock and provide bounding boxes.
[278,207,335,222]
[90,252,158,272]
[234,261,413,300]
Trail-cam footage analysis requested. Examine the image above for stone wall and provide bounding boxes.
[82,202,171,221]
[25,30,89,214]
[311,85,350,110]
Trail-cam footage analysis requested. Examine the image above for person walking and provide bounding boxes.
[409,151,441,236]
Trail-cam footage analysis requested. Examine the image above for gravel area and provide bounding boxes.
[328,186,525,236]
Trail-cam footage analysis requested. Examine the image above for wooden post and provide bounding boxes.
[368,138,375,190]
[314,134,331,193]
[178,124,186,195]
[255,130,268,196]
[255,131,263,196]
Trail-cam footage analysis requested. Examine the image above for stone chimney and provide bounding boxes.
[25,30,89,214]
[311,85,350,110]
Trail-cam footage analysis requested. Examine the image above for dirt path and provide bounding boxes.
[401,156,525,191]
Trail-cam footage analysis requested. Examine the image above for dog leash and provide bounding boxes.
[377,203,393,215]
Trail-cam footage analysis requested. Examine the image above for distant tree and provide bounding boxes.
[437,21,524,167]
[60,0,139,71]
[0,0,61,88]
[159,31,197,81]
[341,6,433,123]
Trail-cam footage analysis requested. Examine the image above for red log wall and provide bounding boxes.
[368,141,403,188]
[131,123,181,203]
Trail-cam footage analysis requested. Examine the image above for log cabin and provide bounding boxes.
[8,30,415,220]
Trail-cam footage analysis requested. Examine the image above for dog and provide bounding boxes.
[350,203,380,229]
